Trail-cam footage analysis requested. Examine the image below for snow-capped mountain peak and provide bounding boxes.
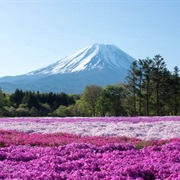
[0,44,135,93]
[28,44,135,75]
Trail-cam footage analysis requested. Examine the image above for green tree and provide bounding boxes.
[151,55,167,115]
[81,85,103,116]
[10,89,24,107]
[53,105,70,117]
[125,56,174,116]
[136,62,143,116]
[8,106,16,117]
[39,103,51,116]
[96,84,125,116]
[96,93,109,116]
[169,66,180,115]
[140,58,153,116]
[125,61,139,116]
[0,88,5,116]
[16,107,28,117]
[73,99,90,116]
[29,106,38,117]
[26,93,40,109]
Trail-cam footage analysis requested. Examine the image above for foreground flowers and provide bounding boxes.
[0,142,180,179]
[0,116,179,179]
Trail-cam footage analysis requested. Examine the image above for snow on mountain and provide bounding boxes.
[28,44,134,75]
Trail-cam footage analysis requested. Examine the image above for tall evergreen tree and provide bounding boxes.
[10,89,24,107]
[170,66,180,115]
[125,61,138,116]
[151,55,166,115]
[26,93,40,109]
[136,61,143,115]
[0,88,4,116]
[139,58,153,116]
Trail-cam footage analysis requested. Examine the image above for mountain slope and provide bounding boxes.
[0,44,135,93]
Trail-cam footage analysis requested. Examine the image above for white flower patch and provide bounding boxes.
[0,120,179,140]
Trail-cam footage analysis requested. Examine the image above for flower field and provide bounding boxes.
[0,117,179,179]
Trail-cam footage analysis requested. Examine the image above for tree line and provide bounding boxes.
[124,55,179,116]
[0,55,179,117]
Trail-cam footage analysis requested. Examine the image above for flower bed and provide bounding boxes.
[1,116,180,123]
[0,116,179,179]
[0,117,180,140]
[0,130,179,148]
[0,143,180,179]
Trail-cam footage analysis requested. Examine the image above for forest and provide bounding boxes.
[0,55,179,117]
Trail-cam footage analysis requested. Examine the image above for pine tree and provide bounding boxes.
[140,58,153,116]
[0,88,4,116]
[170,66,180,115]
[126,61,138,116]
[151,55,166,115]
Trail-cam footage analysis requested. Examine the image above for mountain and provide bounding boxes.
[0,44,135,94]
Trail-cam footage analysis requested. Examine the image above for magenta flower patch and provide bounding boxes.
[0,116,179,179]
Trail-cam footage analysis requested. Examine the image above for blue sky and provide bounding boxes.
[0,0,180,77]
